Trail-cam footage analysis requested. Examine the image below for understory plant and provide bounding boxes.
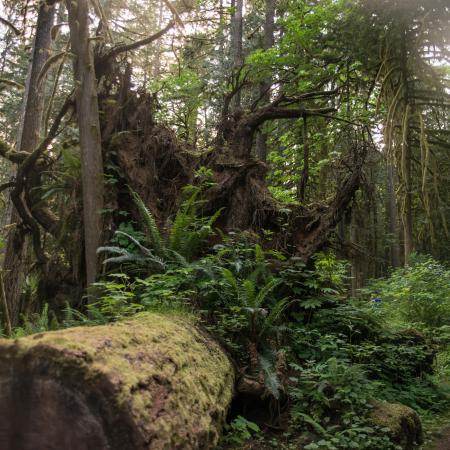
[98,171,222,274]
[22,206,449,450]
[360,254,450,329]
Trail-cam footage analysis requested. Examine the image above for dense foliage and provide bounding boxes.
[4,190,450,448]
[0,0,448,448]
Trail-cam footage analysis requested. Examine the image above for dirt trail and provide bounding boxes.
[430,426,450,450]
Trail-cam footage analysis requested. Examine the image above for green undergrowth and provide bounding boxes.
[3,188,450,450]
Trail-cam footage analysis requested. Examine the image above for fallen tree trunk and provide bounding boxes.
[0,313,235,450]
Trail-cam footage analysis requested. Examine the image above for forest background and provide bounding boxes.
[0,0,449,449]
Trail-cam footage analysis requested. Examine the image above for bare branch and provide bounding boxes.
[0,140,28,164]
[248,106,337,128]
[0,16,21,36]
[106,21,174,59]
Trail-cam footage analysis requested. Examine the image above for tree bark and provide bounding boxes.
[0,313,234,450]
[255,0,275,161]
[66,0,104,287]
[403,135,413,265]
[2,1,55,326]
[230,0,243,109]
[400,32,414,266]
[386,163,401,267]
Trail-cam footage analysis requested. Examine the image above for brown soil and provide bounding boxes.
[430,427,450,450]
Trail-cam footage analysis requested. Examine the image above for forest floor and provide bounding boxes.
[424,413,450,449]
[430,427,450,450]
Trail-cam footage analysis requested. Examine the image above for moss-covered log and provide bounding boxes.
[0,313,235,450]
[371,400,423,450]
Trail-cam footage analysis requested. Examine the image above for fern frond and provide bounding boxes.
[255,244,264,265]
[254,278,280,309]
[222,268,240,300]
[97,246,146,266]
[38,304,50,330]
[102,255,141,265]
[206,207,224,227]
[166,249,189,267]
[97,246,129,256]
[169,188,201,254]
[260,298,292,337]
[259,353,281,399]
[295,413,328,437]
[242,279,256,307]
[130,190,165,257]
[114,230,153,256]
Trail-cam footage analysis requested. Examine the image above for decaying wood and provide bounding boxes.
[98,76,366,259]
[0,313,235,450]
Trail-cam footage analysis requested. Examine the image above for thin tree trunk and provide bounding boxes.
[230,0,243,109]
[151,0,164,78]
[400,32,413,265]
[66,0,104,288]
[2,2,55,326]
[386,163,401,267]
[403,136,413,264]
[256,0,275,161]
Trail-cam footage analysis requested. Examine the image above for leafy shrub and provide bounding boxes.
[11,304,58,337]
[289,358,396,450]
[311,304,386,343]
[362,254,450,328]
[222,415,260,447]
[277,254,349,323]
[98,178,222,275]
[87,274,143,323]
[313,251,350,294]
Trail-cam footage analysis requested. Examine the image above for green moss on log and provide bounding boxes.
[371,400,423,450]
[0,313,235,450]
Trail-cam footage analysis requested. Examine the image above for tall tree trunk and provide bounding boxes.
[2,2,55,326]
[403,135,413,265]
[66,0,104,288]
[256,0,275,161]
[386,163,401,267]
[230,0,243,109]
[400,31,414,265]
[151,0,164,78]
